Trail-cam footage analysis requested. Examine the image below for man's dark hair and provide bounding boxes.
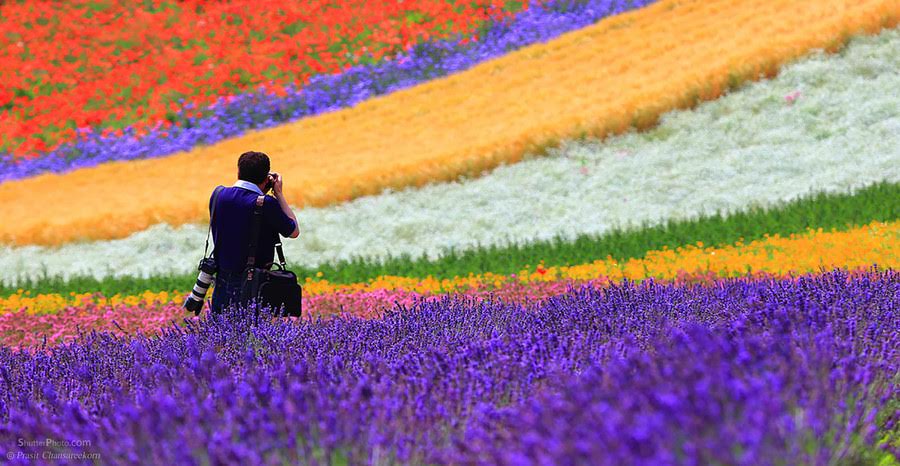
[238,151,270,184]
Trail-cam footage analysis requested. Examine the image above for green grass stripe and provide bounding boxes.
[4,181,898,298]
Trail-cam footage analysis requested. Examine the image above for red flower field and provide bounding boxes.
[0,0,520,156]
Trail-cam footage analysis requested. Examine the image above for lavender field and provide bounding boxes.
[1,270,897,464]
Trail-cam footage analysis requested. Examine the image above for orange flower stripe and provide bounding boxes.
[2,0,897,246]
[4,221,897,315]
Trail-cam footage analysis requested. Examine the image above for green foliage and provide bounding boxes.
[280,20,307,37]
[3,181,898,297]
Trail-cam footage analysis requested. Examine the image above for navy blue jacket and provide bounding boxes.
[210,185,296,273]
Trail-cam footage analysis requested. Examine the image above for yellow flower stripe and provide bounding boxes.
[2,0,897,247]
[304,220,900,294]
[1,290,177,316]
[4,220,897,314]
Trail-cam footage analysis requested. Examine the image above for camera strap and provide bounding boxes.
[246,195,288,269]
[246,195,266,267]
[204,185,225,259]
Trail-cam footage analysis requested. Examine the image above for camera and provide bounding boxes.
[263,172,277,194]
[183,257,217,315]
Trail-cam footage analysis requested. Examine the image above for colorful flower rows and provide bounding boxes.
[3,219,896,330]
[0,280,580,349]
[0,269,844,350]
[303,220,898,295]
[0,0,655,183]
[5,26,898,286]
[0,0,520,158]
[1,2,898,461]
[3,0,896,247]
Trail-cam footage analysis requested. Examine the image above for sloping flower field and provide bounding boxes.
[1,270,898,463]
[3,219,899,349]
[0,0,654,182]
[1,0,897,246]
[2,0,899,463]
[4,27,899,285]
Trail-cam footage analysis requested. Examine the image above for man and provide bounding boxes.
[209,151,300,313]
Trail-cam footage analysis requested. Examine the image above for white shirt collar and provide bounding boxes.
[233,179,264,195]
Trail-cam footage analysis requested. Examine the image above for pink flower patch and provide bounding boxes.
[785,90,802,105]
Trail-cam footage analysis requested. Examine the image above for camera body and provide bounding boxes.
[182,257,217,314]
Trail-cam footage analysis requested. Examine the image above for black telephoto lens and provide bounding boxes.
[183,258,217,315]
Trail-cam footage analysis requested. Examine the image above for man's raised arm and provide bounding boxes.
[271,173,300,238]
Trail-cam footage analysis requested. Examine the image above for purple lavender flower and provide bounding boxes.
[0,268,896,464]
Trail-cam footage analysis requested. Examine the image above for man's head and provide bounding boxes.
[237,151,270,185]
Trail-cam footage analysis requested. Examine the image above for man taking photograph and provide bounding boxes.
[208,151,300,313]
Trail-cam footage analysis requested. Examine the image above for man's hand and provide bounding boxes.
[270,172,300,238]
[271,172,284,197]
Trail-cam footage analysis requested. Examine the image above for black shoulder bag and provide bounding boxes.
[239,195,303,317]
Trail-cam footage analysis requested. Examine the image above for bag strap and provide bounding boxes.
[246,195,266,267]
[204,185,225,259]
